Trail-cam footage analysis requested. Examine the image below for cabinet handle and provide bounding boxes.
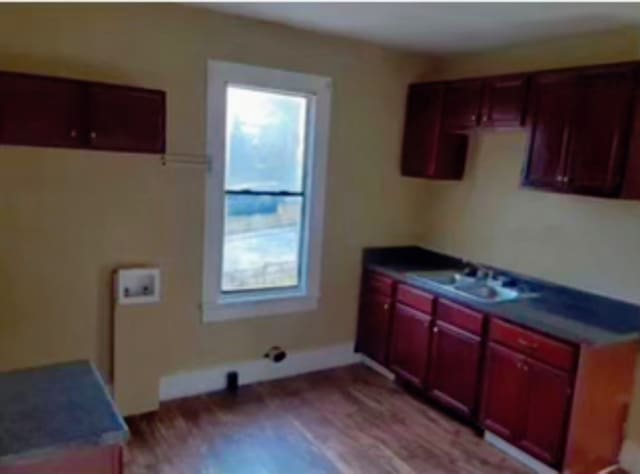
[563,176,569,183]
[90,131,97,140]
[433,326,439,334]
[69,129,78,139]
[383,303,390,311]
[556,175,563,182]
[517,338,538,350]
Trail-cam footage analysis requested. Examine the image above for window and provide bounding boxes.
[202,61,332,322]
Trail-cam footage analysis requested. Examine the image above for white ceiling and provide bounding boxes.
[205,3,640,54]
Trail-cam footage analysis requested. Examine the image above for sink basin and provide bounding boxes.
[418,272,476,286]
[407,270,537,304]
[454,282,520,302]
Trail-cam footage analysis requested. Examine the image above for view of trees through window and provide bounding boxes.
[221,86,308,292]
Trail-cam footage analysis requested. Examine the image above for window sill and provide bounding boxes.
[201,293,318,323]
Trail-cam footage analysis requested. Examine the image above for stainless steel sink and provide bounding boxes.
[407,270,538,304]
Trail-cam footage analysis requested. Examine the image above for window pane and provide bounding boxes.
[225,86,308,192]
[222,194,303,292]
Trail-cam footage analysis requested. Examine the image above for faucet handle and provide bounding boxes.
[462,264,478,276]
[476,267,492,279]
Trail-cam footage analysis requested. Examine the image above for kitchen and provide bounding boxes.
[2,3,640,474]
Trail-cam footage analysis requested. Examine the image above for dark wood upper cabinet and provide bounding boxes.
[441,79,484,130]
[481,74,528,128]
[428,320,483,417]
[564,65,636,197]
[0,73,85,149]
[388,302,432,387]
[87,84,165,154]
[523,71,577,190]
[0,71,165,154]
[401,83,444,178]
[524,65,637,197]
[402,60,640,199]
[429,132,468,180]
[622,87,640,199]
[401,83,468,180]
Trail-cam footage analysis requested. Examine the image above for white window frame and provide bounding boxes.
[202,60,332,323]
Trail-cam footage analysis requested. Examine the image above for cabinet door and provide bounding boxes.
[357,291,393,365]
[87,84,165,153]
[428,321,482,417]
[622,85,640,199]
[481,343,529,442]
[430,132,468,180]
[442,79,484,130]
[0,73,84,148]
[519,359,572,467]
[481,74,528,128]
[401,83,444,177]
[388,302,432,387]
[565,65,635,197]
[524,72,577,190]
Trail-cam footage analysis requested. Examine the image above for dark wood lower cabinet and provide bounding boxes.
[481,343,528,442]
[482,343,571,468]
[388,302,432,387]
[428,321,483,417]
[356,269,639,472]
[520,359,572,466]
[356,290,393,365]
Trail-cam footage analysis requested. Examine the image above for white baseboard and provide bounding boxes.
[484,432,558,474]
[361,355,396,380]
[159,342,362,401]
[621,439,640,474]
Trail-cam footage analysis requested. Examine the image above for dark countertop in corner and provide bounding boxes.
[364,246,640,346]
[0,360,129,466]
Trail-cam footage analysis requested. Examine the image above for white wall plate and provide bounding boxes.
[117,268,161,305]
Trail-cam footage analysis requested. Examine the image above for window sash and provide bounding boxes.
[224,84,310,195]
[221,190,306,294]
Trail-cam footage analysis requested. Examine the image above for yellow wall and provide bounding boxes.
[0,4,433,377]
[420,28,640,441]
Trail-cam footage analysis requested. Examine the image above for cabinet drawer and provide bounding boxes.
[489,318,576,372]
[0,445,122,474]
[396,284,435,314]
[437,299,484,336]
[363,272,395,297]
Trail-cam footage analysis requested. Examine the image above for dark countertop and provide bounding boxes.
[0,361,129,465]
[364,246,640,346]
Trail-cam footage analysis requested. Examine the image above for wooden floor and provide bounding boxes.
[124,364,532,474]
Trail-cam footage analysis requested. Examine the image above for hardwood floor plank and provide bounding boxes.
[125,364,532,474]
